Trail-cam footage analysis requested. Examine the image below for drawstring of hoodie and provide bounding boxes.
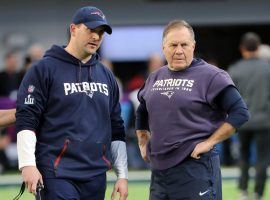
[76,61,93,83]
[79,62,82,82]
[88,66,92,82]
[44,46,99,83]
[76,62,82,83]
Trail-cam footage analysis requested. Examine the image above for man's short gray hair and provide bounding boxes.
[162,20,195,43]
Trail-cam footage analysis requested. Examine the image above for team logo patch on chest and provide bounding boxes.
[151,78,195,99]
[63,81,108,98]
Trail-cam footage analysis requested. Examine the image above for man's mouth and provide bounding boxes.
[174,58,185,62]
[88,42,98,47]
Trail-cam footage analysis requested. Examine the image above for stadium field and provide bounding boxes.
[1,179,269,200]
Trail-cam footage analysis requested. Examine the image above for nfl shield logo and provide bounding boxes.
[28,85,35,93]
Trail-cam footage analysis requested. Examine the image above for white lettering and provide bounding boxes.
[167,79,173,86]
[96,83,103,92]
[70,83,78,94]
[63,81,109,98]
[181,79,188,87]
[64,83,71,95]
[187,80,194,87]
[153,80,159,87]
[82,82,90,91]
[75,83,82,92]
[175,79,181,86]
[90,83,98,91]
[103,84,108,96]
[151,78,195,92]
[24,95,34,105]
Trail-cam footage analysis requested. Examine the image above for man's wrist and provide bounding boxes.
[137,130,150,146]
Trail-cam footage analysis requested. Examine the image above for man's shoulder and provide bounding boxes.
[194,59,225,77]
[149,65,167,76]
[231,58,269,70]
[252,58,270,68]
[228,59,247,73]
[24,58,55,77]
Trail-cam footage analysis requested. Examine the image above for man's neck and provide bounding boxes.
[241,50,258,59]
[65,45,92,63]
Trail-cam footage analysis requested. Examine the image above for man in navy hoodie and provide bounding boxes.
[15,6,128,200]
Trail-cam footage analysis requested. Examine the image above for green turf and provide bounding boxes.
[1,180,270,200]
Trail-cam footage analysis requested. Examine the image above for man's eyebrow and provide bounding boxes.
[169,41,179,44]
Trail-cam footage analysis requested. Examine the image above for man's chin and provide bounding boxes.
[170,64,188,71]
[86,49,97,55]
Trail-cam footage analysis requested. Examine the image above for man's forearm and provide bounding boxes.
[206,122,236,148]
[136,130,150,162]
[136,130,150,146]
[0,109,16,127]
[111,141,128,179]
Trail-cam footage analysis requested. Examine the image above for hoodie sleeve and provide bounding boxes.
[110,76,125,142]
[16,61,49,133]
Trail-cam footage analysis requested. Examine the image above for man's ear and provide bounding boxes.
[69,24,77,37]
[162,40,165,51]
[192,42,196,50]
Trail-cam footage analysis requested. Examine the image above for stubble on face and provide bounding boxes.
[80,25,104,56]
[67,24,105,61]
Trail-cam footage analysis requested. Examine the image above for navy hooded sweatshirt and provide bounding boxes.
[16,45,125,180]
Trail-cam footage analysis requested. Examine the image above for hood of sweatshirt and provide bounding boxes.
[44,45,99,82]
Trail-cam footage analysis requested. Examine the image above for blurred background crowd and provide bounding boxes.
[0,0,270,189]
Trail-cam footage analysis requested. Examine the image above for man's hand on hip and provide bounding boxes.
[191,141,213,159]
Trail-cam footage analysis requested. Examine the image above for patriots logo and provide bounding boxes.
[28,85,35,93]
[161,91,174,99]
[84,90,94,98]
[91,11,105,19]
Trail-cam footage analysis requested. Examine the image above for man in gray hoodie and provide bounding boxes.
[228,32,270,200]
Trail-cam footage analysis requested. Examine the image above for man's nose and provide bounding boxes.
[175,45,183,54]
[91,32,100,40]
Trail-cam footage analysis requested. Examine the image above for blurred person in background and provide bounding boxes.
[0,109,15,128]
[0,128,10,173]
[18,44,45,83]
[228,32,270,200]
[0,51,20,99]
[27,43,45,62]
[14,6,128,200]
[127,53,164,170]
[101,58,144,169]
[258,44,270,63]
[129,53,164,111]
[101,58,123,101]
[0,51,20,172]
[0,99,17,173]
[136,20,249,200]
[147,53,165,75]
[18,55,33,84]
